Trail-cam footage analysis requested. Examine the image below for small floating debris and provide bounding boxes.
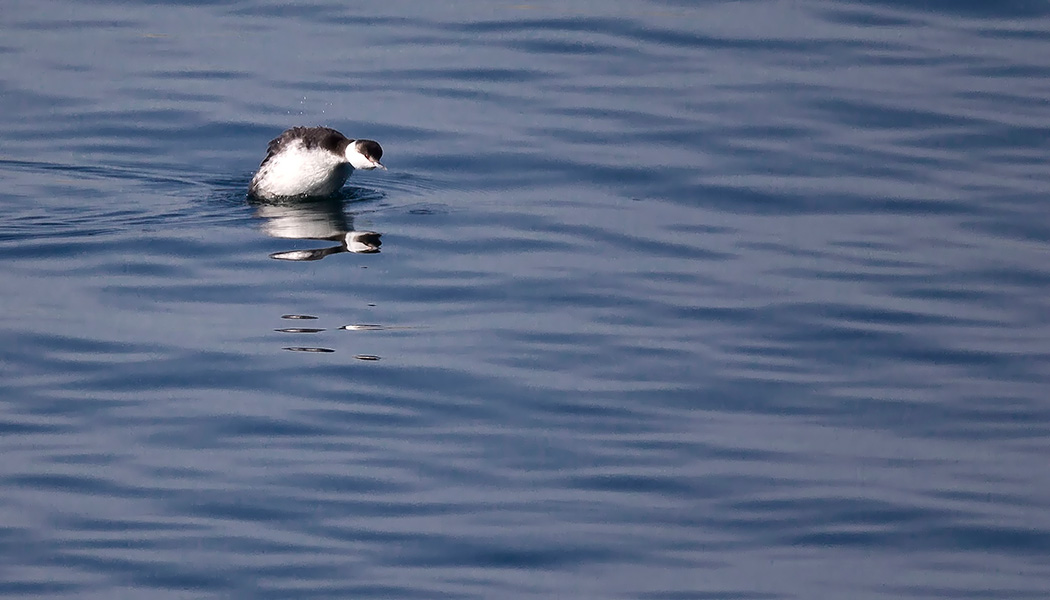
[281,314,318,320]
[339,324,385,331]
[282,347,335,353]
[275,328,325,333]
[353,354,381,361]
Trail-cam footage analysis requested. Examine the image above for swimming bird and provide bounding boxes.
[249,126,384,199]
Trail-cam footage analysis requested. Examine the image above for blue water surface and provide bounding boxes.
[1,1,1049,599]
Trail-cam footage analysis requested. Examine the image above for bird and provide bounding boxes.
[248,126,384,199]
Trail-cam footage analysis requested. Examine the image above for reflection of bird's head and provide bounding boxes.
[268,231,380,260]
[345,230,382,254]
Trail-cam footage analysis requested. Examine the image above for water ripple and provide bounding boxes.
[1,1,1050,599]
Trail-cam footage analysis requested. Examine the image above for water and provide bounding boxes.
[2,1,1050,598]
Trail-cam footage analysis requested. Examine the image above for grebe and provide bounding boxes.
[248,126,384,199]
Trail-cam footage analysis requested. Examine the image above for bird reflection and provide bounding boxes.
[250,195,381,261]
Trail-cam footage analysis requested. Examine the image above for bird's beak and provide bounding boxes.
[373,161,386,170]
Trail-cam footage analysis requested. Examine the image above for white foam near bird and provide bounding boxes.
[249,126,385,199]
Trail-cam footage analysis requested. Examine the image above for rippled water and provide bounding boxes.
[2,1,1050,598]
